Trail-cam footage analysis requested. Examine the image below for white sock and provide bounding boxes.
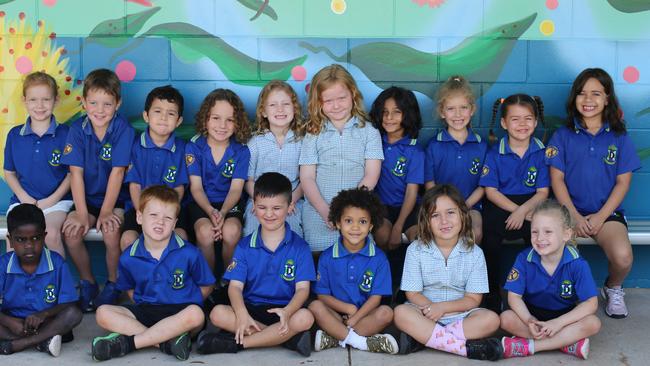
[343,329,368,351]
[528,339,535,354]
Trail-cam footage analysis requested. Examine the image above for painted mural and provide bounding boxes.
[0,0,649,218]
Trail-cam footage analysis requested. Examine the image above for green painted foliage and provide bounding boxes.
[607,0,650,13]
[86,7,161,47]
[637,106,650,117]
[236,0,278,21]
[0,0,16,5]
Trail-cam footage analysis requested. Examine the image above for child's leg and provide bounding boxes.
[174,227,188,241]
[120,230,139,251]
[308,299,349,340]
[456,309,500,340]
[194,218,216,271]
[500,310,534,338]
[102,209,124,283]
[405,225,418,242]
[394,304,466,356]
[596,221,633,287]
[345,305,394,337]
[10,306,82,352]
[372,219,393,251]
[63,211,97,282]
[470,210,483,245]
[532,315,601,352]
[221,217,242,268]
[44,211,67,257]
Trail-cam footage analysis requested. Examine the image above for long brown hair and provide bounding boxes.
[417,184,474,247]
[194,88,252,144]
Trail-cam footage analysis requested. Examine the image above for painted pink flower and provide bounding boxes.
[412,0,446,7]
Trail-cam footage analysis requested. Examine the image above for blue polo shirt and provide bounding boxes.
[0,249,78,318]
[4,117,71,205]
[376,136,424,207]
[504,246,598,311]
[125,130,189,209]
[314,237,391,308]
[545,122,641,215]
[480,136,549,195]
[425,129,488,200]
[117,234,216,305]
[61,114,135,208]
[224,224,315,306]
[185,135,250,203]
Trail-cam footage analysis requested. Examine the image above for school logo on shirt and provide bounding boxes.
[392,156,407,177]
[523,166,538,187]
[359,270,375,292]
[227,259,237,272]
[63,143,73,155]
[545,146,559,159]
[506,268,519,282]
[172,269,185,289]
[185,154,195,167]
[481,165,490,177]
[469,157,481,175]
[163,166,178,183]
[560,280,574,299]
[44,284,57,303]
[604,144,618,165]
[281,259,296,281]
[221,158,235,178]
[48,149,62,167]
[100,143,112,161]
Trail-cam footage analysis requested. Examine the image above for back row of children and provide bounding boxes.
[2,64,637,347]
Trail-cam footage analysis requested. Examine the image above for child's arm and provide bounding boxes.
[63,166,91,236]
[199,284,214,299]
[507,291,544,339]
[290,183,304,214]
[39,173,71,210]
[505,187,549,230]
[358,159,381,189]
[465,186,485,209]
[407,291,482,322]
[244,176,255,198]
[0,311,26,336]
[317,294,358,316]
[300,165,332,227]
[129,182,142,212]
[228,280,261,344]
[390,183,418,246]
[268,281,310,336]
[219,178,245,218]
[536,297,598,338]
[3,170,36,204]
[189,175,220,230]
[550,167,591,236]
[585,172,632,235]
[484,187,519,212]
[23,303,77,333]
[97,166,126,232]
[345,295,382,328]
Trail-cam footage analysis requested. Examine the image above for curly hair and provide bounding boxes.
[194,88,252,144]
[305,64,368,135]
[436,75,476,128]
[254,80,304,138]
[369,86,422,139]
[328,187,386,228]
[417,184,474,247]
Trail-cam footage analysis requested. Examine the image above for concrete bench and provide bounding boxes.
[0,215,104,242]
[502,220,650,245]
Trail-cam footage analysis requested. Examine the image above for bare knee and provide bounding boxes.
[289,309,314,331]
[183,305,206,329]
[374,305,394,324]
[61,305,83,327]
[582,314,601,336]
[95,305,112,328]
[499,310,520,332]
[195,223,215,247]
[393,304,413,329]
[221,222,241,245]
[482,310,501,332]
[120,231,138,250]
[209,305,230,326]
[308,300,327,317]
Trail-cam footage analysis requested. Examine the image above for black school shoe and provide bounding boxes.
[0,340,13,355]
[159,332,192,361]
[35,334,62,357]
[91,333,132,361]
[196,330,240,354]
[282,330,311,357]
[398,331,424,355]
[466,338,503,361]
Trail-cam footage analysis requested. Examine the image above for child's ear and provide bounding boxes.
[81,97,87,110]
[116,99,122,110]
[142,111,150,123]
[175,115,183,127]
[136,210,143,225]
[563,227,573,243]
[500,117,507,130]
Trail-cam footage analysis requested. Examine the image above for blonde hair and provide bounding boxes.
[436,75,475,126]
[23,71,58,98]
[305,64,367,135]
[531,199,576,246]
[254,80,304,137]
[417,184,475,247]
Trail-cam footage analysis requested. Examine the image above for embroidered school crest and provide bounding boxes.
[221,158,235,178]
[359,270,375,292]
[185,154,195,167]
[545,146,559,159]
[506,268,519,282]
[227,259,237,272]
[469,157,481,175]
[48,149,62,167]
[481,165,490,177]
[44,284,57,303]
[171,269,185,289]
[560,280,573,299]
[392,156,407,177]
[63,143,73,155]
[163,166,178,183]
[281,259,296,281]
[100,143,112,161]
[604,144,618,165]
[524,166,538,187]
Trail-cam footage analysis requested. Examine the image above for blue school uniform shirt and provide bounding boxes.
[504,246,598,311]
[425,129,488,200]
[117,234,216,305]
[480,136,549,195]
[125,130,189,209]
[224,223,315,306]
[185,135,250,203]
[4,117,71,205]
[0,249,78,318]
[314,237,391,308]
[545,122,641,215]
[61,114,135,208]
[376,135,425,207]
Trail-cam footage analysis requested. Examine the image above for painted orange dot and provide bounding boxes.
[9,27,15,34]
[64,89,70,95]
[25,42,32,49]
[76,96,81,101]
[0,66,4,72]
[19,12,25,20]
[2,108,8,114]
[65,76,72,82]
[42,51,48,57]
[49,32,56,39]
[0,11,5,17]
[9,49,14,54]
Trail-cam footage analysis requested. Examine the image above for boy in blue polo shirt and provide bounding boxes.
[61,68,135,312]
[499,200,601,360]
[0,204,82,357]
[197,172,314,356]
[310,187,397,354]
[92,185,215,362]
[120,85,189,251]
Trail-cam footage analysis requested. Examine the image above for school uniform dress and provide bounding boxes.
[299,118,384,251]
[243,130,303,237]
[504,246,598,321]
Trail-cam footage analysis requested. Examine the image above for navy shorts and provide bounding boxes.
[122,303,198,328]
[525,302,573,322]
[186,201,244,227]
[385,204,419,230]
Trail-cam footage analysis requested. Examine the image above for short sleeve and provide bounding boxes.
[223,241,248,283]
[247,138,258,179]
[185,142,202,177]
[61,122,86,168]
[124,143,142,184]
[3,129,17,171]
[479,151,499,188]
[370,253,392,296]
[616,134,642,175]
[299,133,318,165]
[573,259,598,302]
[295,243,316,282]
[364,126,384,160]
[545,130,566,172]
[190,248,217,286]
[503,252,528,296]
[56,259,79,304]
[464,247,489,294]
[400,243,423,292]
[175,144,190,186]
[115,256,136,291]
[535,159,550,189]
[424,139,435,182]
[314,254,332,296]
[232,146,250,180]
[111,117,135,167]
[405,147,425,185]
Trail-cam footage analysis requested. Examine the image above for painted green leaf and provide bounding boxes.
[607,0,650,13]
[140,22,306,86]
[0,0,16,5]
[300,13,536,98]
[236,0,278,21]
[129,118,197,140]
[637,106,650,117]
[637,147,650,160]
[86,7,161,48]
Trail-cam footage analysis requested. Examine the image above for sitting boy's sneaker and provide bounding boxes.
[0,340,13,355]
[466,338,503,361]
[78,280,99,313]
[366,333,398,355]
[398,331,423,355]
[282,330,311,357]
[601,285,628,319]
[160,332,192,361]
[196,330,239,354]
[94,281,121,308]
[36,334,62,357]
[560,338,589,360]
[62,330,74,343]
[314,330,339,352]
[92,333,131,361]
[501,336,531,358]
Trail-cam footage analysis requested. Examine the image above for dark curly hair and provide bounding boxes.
[369,86,422,139]
[328,187,386,227]
[194,88,252,143]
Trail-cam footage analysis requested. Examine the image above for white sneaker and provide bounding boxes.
[36,334,62,357]
[601,285,628,319]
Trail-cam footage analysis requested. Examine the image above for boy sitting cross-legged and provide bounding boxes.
[92,185,215,361]
[197,172,315,356]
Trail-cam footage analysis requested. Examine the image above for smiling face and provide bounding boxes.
[321,82,353,125]
[337,206,373,252]
[501,104,537,144]
[428,195,462,244]
[137,198,178,243]
[576,77,608,124]
[263,89,294,131]
[23,84,57,125]
[205,100,236,143]
[531,212,571,258]
[254,194,290,233]
[8,224,45,266]
[82,88,121,130]
[440,94,474,133]
[381,97,405,139]
[144,98,183,141]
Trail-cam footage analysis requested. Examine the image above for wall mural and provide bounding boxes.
[0,0,648,217]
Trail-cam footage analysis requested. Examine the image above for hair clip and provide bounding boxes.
[453,77,461,82]
[499,98,504,104]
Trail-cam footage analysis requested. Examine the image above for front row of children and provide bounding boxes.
[0,173,601,361]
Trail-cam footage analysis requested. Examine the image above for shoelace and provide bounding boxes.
[607,287,626,306]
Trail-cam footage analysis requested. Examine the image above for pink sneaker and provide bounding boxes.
[560,338,589,360]
[501,336,531,358]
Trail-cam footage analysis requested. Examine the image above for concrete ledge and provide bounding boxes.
[504,220,650,245]
[0,216,103,242]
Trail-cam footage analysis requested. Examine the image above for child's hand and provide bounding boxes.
[389,225,404,249]
[4,316,25,336]
[267,308,289,336]
[421,303,444,322]
[505,207,527,230]
[345,304,358,317]
[235,314,261,345]
[535,319,563,338]
[24,313,46,334]
[573,214,593,238]
[526,318,544,339]
[96,210,122,233]
[62,213,90,237]
[585,213,606,236]
[36,197,54,210]
[288,202,297,215]
[345,314,360,328]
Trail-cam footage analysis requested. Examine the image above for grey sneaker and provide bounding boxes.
[314,330,339,351]
[36,334,62,357]
[601,285,628,318]
[366,333,398,355]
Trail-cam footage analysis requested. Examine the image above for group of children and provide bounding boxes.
[0,63,638,361]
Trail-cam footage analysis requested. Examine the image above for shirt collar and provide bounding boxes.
[420,238,471,257]
[82,114,119,136]
[436,128,481,144]
[526,246,581,267]
[573,118,610,135]
[331,236,377,258]
[382,134,418,146]
[498,136,545,156]
[262,129,295,143]
[249,222,293,250]
[325,116,359,132]
[129,234,185,259]
[140,129,177,152]
[20,116,58,137]
[6,248,55,275]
